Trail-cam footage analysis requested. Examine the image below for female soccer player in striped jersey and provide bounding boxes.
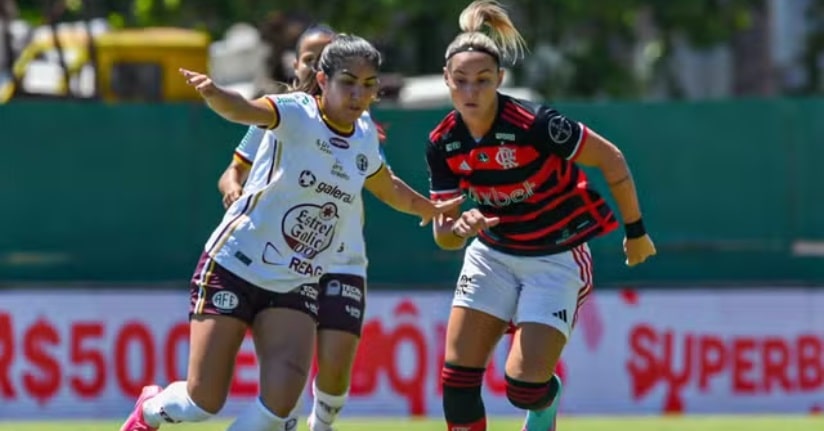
[119,33,462,431]
[426,2,657,431]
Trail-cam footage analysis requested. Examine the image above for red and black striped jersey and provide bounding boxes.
[426,93,618,256]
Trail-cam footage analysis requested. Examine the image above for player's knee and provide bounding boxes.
[315,331,359,394]
[256,344,314,417]
[315,358,352,395]
[259,392,299,418]
[441,363,485,423]
[505,375,559,411]
[258,361,306,417]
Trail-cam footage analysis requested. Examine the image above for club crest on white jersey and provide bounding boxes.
[203,92,384,292]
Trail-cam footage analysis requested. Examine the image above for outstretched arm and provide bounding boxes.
[180,68,276,127]
[364,165,464,226]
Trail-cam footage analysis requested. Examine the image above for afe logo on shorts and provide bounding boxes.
[212,291,239,311]
[281,202,338,259]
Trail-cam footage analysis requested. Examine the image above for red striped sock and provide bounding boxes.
[447,417,486,431]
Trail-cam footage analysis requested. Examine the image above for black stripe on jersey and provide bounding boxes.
[428,93,618,256]
[466,163,580,217]
[495,191,612,237]
[500,100,535,130]
[429,111,457,143]
[479,211,617,256]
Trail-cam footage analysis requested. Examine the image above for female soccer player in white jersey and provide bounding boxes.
[426,2,657,431]
[218,25,368,431]
[119,34,462,431]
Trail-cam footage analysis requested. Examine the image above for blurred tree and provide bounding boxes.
[801,0,824,93]
[1,0,16,79]
[8,0,775,99]
[511,0,760,99]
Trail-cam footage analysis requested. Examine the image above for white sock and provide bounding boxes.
[142,381,213,427]
[227,397,295,431]
[286,397,302,428]
[309,380,348,429]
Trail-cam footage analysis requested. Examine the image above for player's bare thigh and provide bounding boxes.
[187,253,258,413]
[253,307,317,417]
[445,307,509,367]
[506,244,592,382]
[251,282,321,417]
[186,315,247,413]
[446,241,518,367]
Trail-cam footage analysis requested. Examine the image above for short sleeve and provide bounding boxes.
[425,141,461,200]
[374,118,389,168]
[376,122,387,143]
[531,106,589,161]
[378,146,391,170]
[363,122,385,178]
[262,92,313,131]
[233,126,265,165]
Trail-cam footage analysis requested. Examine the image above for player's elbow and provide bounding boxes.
[219,109,251,125]
[595,143,629,182]
[577,132,628,178]
[208,98,265,127]
[217,169,235,193]
[217,174,229,193]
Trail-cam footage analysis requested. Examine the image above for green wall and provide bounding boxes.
[1,98,822,287]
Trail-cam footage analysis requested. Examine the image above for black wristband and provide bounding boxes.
[625,218,646,239]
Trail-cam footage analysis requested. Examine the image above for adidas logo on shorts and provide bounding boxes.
[552,309,568,323]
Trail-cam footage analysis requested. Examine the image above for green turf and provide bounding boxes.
[0,416,822,431]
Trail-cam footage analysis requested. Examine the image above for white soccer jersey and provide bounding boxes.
[229,120,383,278]
[322,144,389,277]
[203,92,385,291]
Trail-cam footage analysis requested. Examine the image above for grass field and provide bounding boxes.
[0,416,822,431]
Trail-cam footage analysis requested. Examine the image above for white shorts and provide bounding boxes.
[452,239,593,340]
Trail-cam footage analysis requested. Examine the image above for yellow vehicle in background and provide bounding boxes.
[1,26,208,103]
